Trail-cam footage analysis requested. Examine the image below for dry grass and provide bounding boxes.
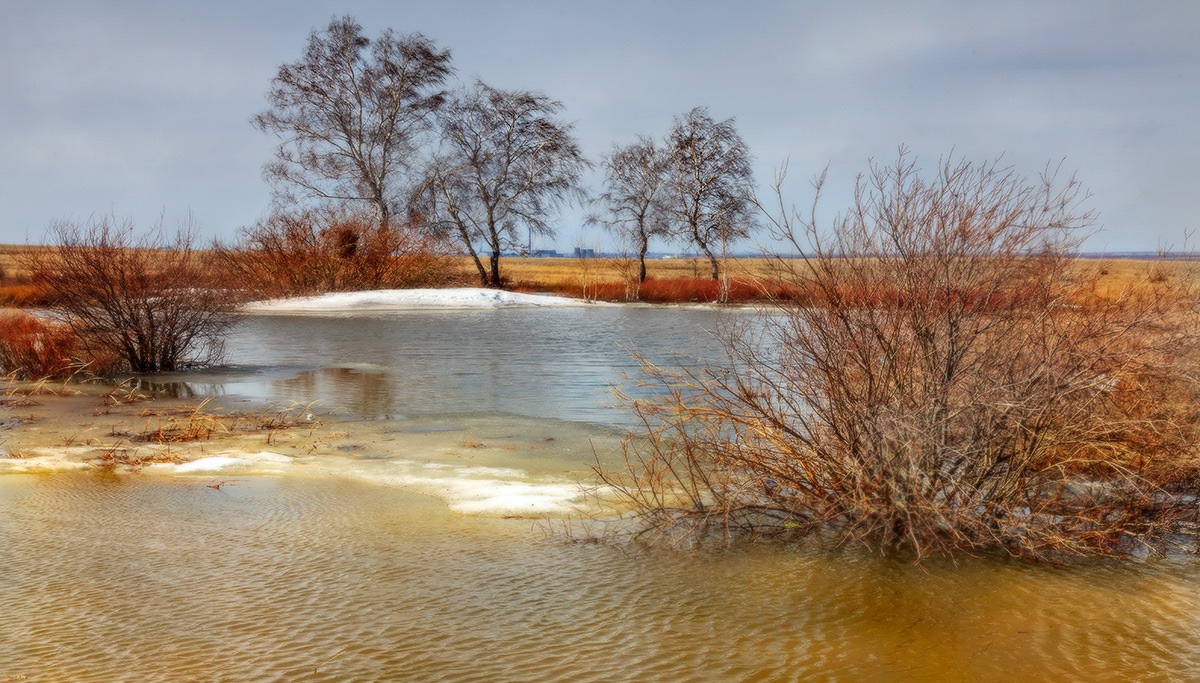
[589,154,1200,561]
[129,400,319,445]
[496,254,1193,304]
[79,400,324,471]
[0,244,1193,306]
[1,378,330,474]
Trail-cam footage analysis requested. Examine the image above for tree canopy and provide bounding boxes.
[254,16,453,229]
[591,136,672,283]
[421,80,590,287]
[665,107,756,280]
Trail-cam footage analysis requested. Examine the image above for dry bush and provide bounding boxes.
[0,312,123,379]
[218,207,457,297]
[597,150,1200,560]
[0,312,79,379]
[22,216,238,373]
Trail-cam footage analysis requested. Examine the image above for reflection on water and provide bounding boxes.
[273,367,401,419]
[4,306,1200,680]
[208,307,730,423]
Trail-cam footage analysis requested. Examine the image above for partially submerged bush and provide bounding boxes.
[598,151,1200,560]
[23,216,239,373]
[218,207,458,297]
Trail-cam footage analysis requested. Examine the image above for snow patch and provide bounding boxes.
[354,459,594,517]
[244,287,602,313]
[0,453,92,474]
[152,451,293,474]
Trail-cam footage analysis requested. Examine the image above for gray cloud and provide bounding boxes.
[1,0,1196,251]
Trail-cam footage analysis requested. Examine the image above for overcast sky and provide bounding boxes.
[2,0,1197,252]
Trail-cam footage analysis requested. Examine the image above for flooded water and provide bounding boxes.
[210,306,731,424]
[3,306,1199,681]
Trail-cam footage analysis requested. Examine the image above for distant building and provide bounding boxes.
[533,249,559,257]
[573,247,596,258]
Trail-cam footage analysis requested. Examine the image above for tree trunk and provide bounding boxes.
[489,250,501,288]
[377,201,390,232]
[638,232,649,284]
[456,223,489,286]
[486,221,502,288]
[701,245,719,280]
[692,222,720,280]
[474,257,489,287]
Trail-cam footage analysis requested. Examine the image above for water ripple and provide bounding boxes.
[2,475,1198,681]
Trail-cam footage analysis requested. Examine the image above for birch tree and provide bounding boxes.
[254,16,453,230]
[591,136,671,284]
[665,107,756,280]
[422,80,589,287]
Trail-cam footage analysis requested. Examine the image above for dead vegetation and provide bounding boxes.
[128,400,319,446]
[85,401,322,471]
[0,242,1190,309]
[0,311,124,380]
[215,207,459,297]
[592,151,1200,561]
[19,216,239,373]
[1,380,325,472]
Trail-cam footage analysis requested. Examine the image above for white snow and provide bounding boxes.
[243,287,599,313]
[0,447,93,474]
[155,451,293,474]
[352,459,597,517]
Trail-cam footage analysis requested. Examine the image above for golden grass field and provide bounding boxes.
[472,254,1188,300]
[0,243,1190,304]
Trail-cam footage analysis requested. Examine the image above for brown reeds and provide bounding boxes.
[133,400,319,445]
[593,151,1200,561]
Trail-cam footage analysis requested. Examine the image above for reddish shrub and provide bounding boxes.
[0,310,128,380]
[636,277,776,303]
[515,276,806,304]
[0,313,86,379]
[218,208,458,297]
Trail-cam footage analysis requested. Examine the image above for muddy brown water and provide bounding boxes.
[2,307,1198,681]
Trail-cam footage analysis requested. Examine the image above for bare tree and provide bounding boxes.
[420,80,590,287]
[589,136,671,285]
[24,216,239,373]
[595,150,1200,560]
[664,107,756,281]
[254,15,453,230]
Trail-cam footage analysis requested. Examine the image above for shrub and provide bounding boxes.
[219,207,458,297]
[23,216,239,373]
[568,276,798,304]
[0,312,121,379]
[597,151,1200,560]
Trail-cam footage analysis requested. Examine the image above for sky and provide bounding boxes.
[2,0,1197,253]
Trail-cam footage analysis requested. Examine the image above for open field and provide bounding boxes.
[0,244,1192,304]
[495,254,1189,294]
